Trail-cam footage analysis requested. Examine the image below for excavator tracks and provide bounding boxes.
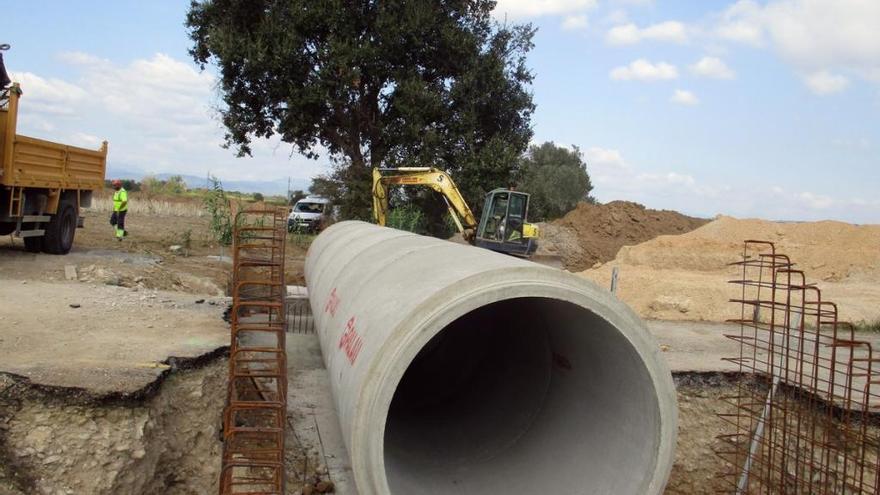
[220,207,288,495]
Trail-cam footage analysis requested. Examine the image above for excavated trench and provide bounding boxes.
[0,356,229,495]
[0,354,813,495]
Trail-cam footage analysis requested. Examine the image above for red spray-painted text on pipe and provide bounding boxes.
[325,287,340,317]
[339,316,364,365]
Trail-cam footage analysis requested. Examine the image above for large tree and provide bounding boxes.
[518,142,594,221]
[187,0,536,220]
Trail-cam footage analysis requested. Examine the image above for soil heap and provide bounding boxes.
[579,216,880,324]
[537,201,707,272]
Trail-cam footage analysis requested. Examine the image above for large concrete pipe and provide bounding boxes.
[305,221,677,495]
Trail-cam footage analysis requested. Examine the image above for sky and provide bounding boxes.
[4,0,879,223]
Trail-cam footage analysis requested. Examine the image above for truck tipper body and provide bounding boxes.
[0,83,108,254]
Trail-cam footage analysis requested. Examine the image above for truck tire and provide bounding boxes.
[0,222,14,236]
[42,200,77,254]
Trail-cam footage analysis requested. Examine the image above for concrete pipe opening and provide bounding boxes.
[305,222,675,495]
[384,297,661,495]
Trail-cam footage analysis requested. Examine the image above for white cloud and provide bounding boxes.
[606,21,688,45]
[671,89,699,105]
[690,56,736,79]
[57,51,108,67]
[69,132,103,148]
[715,0,880,90]
[494,0,597,19]
[11,52,327,183]
[636,171,697,186]
[610,59,679,81]
[797,191,834,209]
[606,24,641,44]
[9,71,87,115]
[803,70,849,95]
[562,15,589,31]
[715,0,765,46]
[585,147,629,170]
[602,10,630,26]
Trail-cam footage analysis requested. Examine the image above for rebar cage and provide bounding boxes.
[717,240,880,494]
[220,207,289,495]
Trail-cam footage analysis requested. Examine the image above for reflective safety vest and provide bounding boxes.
[113,188,128,212]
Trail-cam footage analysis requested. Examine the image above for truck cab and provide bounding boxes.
[288,196,331,233]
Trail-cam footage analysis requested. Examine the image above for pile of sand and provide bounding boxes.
[537,201,707,272]
[579,216,880,324]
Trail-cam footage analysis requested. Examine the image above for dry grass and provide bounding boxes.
[88,193,205,217]
[856,318,880,333]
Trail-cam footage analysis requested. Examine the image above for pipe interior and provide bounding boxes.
[384,297,661,494]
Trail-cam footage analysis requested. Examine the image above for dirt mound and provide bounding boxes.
[538,201,708,271]
[579,216,880,323]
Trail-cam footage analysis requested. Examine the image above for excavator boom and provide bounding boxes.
[372,167,479,240]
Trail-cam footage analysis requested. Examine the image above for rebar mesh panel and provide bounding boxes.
[716,240,880,494]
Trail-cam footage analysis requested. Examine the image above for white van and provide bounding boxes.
[288,196,332,233]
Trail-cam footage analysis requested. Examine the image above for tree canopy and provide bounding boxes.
[187,0,535,221]
[518,142,594,221]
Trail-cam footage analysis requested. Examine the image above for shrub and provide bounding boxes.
[203,176,235,246]
[387,205,427,234]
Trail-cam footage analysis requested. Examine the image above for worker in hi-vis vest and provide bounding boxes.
[110,179,128,241]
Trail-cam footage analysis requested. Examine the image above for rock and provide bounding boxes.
[169,245,183,254]
[195,299,205,304]
[25,426,52,453]
[648,295,692,314]
[316,480,335,493]
[302,485,314,495]
[69,304,81,309]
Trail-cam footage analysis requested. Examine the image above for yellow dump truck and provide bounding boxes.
[0,83,108,254]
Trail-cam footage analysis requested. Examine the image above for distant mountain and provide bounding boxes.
[107,166,311,196]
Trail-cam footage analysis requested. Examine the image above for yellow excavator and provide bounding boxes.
[372,167,540,258]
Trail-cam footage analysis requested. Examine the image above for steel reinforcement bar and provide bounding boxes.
[220,207,288,495]
[717,240,880,494]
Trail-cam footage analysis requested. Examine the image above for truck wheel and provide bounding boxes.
[43,200,77,255]
[0,222,14,236]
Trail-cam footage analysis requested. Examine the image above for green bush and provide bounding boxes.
[387,205,427,234]
[203,176,234,246]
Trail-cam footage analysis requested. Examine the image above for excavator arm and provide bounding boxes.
[372,167,479,241]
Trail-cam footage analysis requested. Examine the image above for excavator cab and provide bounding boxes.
[475,189,538,257]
